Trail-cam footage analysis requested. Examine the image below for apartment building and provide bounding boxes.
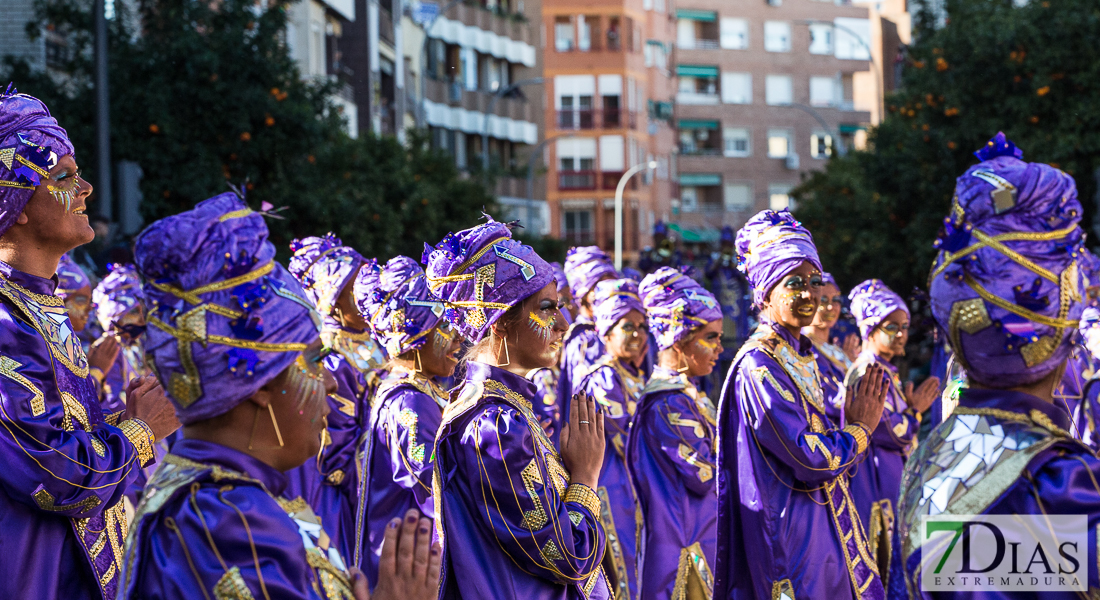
[674,0,873,238]
[288,0,360,136]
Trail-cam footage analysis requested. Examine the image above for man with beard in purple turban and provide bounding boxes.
[627,267,723,600]
[559,246,619,430]
[0,87,179,600]
[575,277,647,600]
[898,134,1100,599]
[354,255,462,588]
[119,192,440,600]
[844,279,938,589]
[90,263,151,413]
[714,208,889,600]
[285,233,383,560]
[425,217,613,599]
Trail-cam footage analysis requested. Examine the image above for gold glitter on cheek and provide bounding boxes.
[695,337,719,354]
[528,312,555,344]
[288,355,326,412]
[431,325,454,359]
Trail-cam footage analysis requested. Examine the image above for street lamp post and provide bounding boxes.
[797,19,883,121]
[614,161,657,271]
[781,101,846,155]
[482,77,544,174]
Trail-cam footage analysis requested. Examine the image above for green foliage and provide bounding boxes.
[793,0,1100,294]
[4,0,495,261]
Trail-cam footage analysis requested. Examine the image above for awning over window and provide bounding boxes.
[678,119,719,130]
[839,123,867,133]
[676,9,716,22]
[679,173,721,186]
[668,223,720,243]
[676,65,719,78]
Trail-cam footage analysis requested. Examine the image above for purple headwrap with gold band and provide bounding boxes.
[849,279,909,340]
[550,261,569,293]
[564,246,617,300]
[0,87,77,237]
[593,278,644,338]
[929,133,1085,388]
[640,267,722,350]
[56,253,91,299]
[92,264,145,331]
[135,193,322,424]
[288,233,365,318]
[735,209,823,307]
[355,255,447,358]
[424,217,554,344]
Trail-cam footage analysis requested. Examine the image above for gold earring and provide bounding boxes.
[247,403,285,450]
[677,351,690,373]
[413,349,423,374]
[496,336,511,367]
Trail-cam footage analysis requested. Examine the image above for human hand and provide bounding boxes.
[123,376,181,441]
[845,363,887,435]
[368,509,441,600]
[88,335,120,373]
[539,417,555,439]
[904,376,940,414]
[559,393,605,489]
[842,333,860,363]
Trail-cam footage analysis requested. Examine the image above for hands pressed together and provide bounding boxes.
[559,393,606,491]
[351,509,441,600]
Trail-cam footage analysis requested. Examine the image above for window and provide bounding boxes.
[769,184,793,210]
[720,18,748,50]
[767,129,792,158]
[811,133,833,158]
[809,23,833,55]
[809,76,837,107]
[463,48,478,91]
[724,183,753,211]
[765,75,793,105]
[764,21,791,53]
[578,16,592,51]
[599,135,625,171]
[555,17,574,51]
[723,128,751,157]
[563,210,594,243]
[676,19,696,49]
[680,187,699,212]
[834,17,872,60]
[721,72,751,104]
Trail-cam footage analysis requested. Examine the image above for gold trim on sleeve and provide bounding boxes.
[843,424,869,454]
[120,419,156,466]
[564,483,601,515]
[0,356,45,416]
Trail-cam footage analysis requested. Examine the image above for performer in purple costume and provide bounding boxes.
[715,208,889,600]
[0,87,177,600]
[803,272,857,424]
[528,260,571,434]
[899,133,1100,599]
[844,279,937,587]
[627,267,723,600]
[560,246,618,400]
[90,263,149,413]
[1075,307,1100,447]
[57,252,93,333]
[1051,248,1100,437]
[285,233,380,560]
[425,217,614,599]
[354,255,462,587]
[576,277,647,600]
[551,260,575,324]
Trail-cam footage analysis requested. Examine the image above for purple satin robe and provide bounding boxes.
[0,260,148,600]
[897,388,1100,599]
[530,366,563,437]
[285,347,374,563]
[579,357,645,600]
[627,366,717,600]
[1055,344,1096,439]
[356,371,446,586]
[434,361,613,599]
[119,438,355,599]
[844,351,920,586]
[715,322,885,600]
[811,340,852,426]
[559,317,606,430]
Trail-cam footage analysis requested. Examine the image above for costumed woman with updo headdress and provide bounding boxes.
[57,253,93,336]
[1052,248,1100,439]
[118,192,439,600]
[898,133,1100,599]
[286,233,382,560]
[803,272,859,425]
[559,247,618,414]
[354,255,463,588]
[626,267,722,600]
[714,209,889,600]
[575,277,647,600]
[425,217,614,599]
[843,279,938,584]
[91,264,151,413]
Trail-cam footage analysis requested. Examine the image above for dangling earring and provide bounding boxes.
[676,350,690,373]
[248,403,285,450]
[413,349,423,374]
[496,336,511,367]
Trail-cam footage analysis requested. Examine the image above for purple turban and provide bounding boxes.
[929,133,1085,388]
[640,267,723,350]
[621,266,643,283]
[355,255,447,358]
[564,245,617,300]
[92,264,145,331]
[550,261,569,293]
[821,272,838,291]
[848,279,909,340]
[735,209,823,307]
[288,233,365,318]
[0,87,76,237]
[56,253,91,299]
[134,192,322,424]
[593,278,644,338]
[424,216,554,343]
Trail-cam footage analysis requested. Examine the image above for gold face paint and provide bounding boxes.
[46,174,82,212]
[65,295,90,321]
[528,312,555,344]
[431,323,454,359]
[288,354,326,414]
[695,336,720,354]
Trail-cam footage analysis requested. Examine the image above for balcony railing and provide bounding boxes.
[677,39,720,50]
[676,91,720,105]
[379,7,394,44]
[679,146,722,156]
[599,171,638,191]
[448,80,462,103]
[556,109,637,130]
[563,229,595,245]
[559,171,598,190]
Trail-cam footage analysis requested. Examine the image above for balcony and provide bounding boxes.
[677,39,720,50]
[563,229,595,245]
[559,171,597,190]
[379,7,394,45]
[448,80,462,103]
[676,91,719,105]
[556,109,638,130]
[600,171,638,191]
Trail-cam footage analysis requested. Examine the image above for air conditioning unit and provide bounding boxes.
[785,153,800,170]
